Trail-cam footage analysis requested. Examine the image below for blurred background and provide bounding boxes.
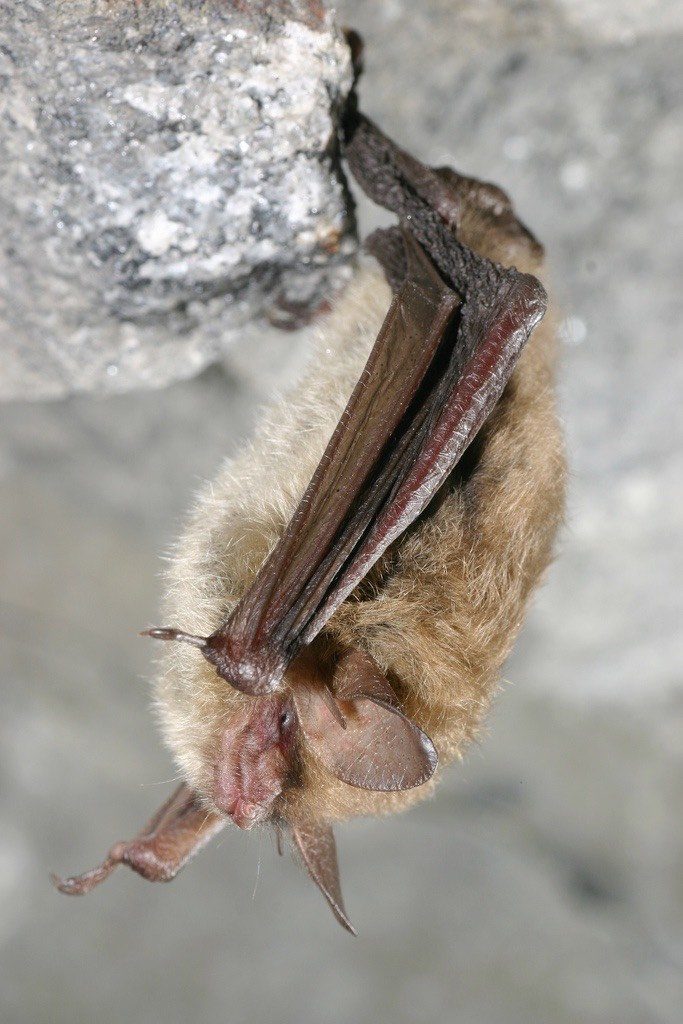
[1,2,682,1022]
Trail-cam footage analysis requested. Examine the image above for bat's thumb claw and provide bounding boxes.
[141,627,208,649]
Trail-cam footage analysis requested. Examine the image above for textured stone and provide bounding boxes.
[0,0,355,399]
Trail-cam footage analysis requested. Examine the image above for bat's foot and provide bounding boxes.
[50,852,121,896]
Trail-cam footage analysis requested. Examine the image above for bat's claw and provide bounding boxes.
[141,626,207,649]
[50,871,86,895]
[50,855,119,896]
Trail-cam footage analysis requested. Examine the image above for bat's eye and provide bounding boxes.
[278,706,298,748]
[280,709,293,730]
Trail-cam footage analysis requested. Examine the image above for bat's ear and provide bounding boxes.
[292,820,356,934]
[292,648,438,792]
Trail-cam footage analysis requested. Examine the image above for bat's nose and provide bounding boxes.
[227,798,267,830]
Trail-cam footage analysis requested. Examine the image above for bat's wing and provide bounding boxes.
[150,115,546,703]
[52,784,225,895]
[205,228,462,694]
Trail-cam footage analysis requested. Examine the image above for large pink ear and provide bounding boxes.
[292,820,355,934]
[293,648,438,792]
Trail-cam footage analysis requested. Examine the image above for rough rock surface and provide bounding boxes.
[0,0,355,399]
[1,2,682,1023]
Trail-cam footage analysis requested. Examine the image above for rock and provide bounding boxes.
[0,0,356,400]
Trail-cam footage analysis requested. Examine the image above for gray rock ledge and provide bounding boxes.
[0,0,356,399]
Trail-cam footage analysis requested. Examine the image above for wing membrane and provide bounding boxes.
[211,231,460,692]
[201,118,547,694]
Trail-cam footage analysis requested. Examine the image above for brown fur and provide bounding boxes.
[154,204,566,827]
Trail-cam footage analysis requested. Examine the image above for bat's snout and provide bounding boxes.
[221,797,269,831]
[212,694,296,828]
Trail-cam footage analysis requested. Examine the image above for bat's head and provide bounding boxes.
[151,628,438,832]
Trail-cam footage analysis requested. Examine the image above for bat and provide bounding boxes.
[52,98,565,933]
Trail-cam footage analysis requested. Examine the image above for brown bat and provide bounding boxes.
[52,105,565,932]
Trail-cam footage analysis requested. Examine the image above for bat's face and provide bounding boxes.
[212,691,297,829]
[206,643,439,831]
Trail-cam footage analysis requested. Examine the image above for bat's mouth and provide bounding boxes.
[220,796,272,831]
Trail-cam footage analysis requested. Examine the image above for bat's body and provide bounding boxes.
[54,108,565,931]
[157,244,563,827]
